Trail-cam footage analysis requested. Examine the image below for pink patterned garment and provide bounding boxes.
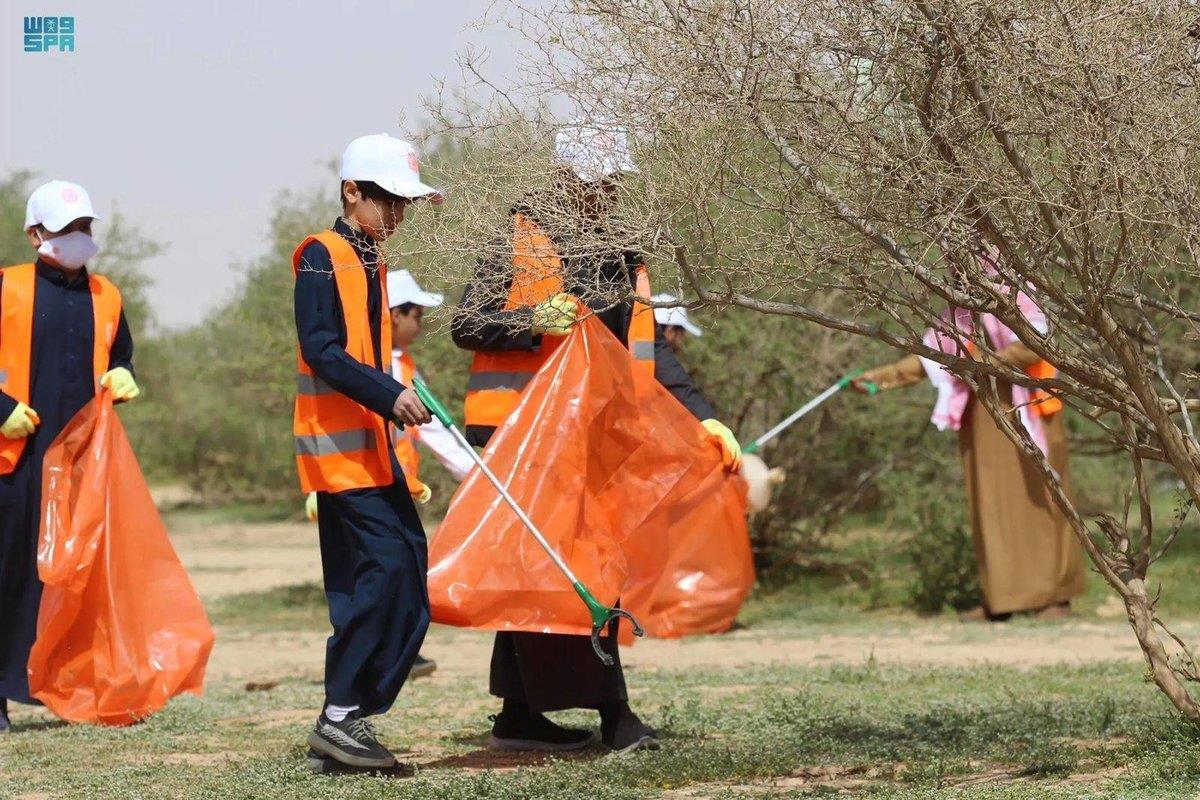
[918,259,1052,460]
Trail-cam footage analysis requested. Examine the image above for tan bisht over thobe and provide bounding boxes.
[869,352,1086,614]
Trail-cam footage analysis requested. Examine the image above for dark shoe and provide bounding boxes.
[410,654,437,679]
[489,705,595,752]
[958,605,1012,623]
[308,712,396,769]
[0,698,9,734]
[600,702,659,753]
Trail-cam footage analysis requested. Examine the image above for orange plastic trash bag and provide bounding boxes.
[429,316,688,635]
[28,394,215,726]
[429,315,754,638]
[620,367,755,637]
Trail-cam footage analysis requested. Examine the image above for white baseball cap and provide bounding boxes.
[340,134,442,201]
[554,121,639,183]
[387,270,444,309]
[651,293,703,337]
[24,180,100,232]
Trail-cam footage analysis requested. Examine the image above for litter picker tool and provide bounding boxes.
[413,378,644,664]
[743,370,876,455]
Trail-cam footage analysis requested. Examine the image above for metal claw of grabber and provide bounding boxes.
[587,605,646,666]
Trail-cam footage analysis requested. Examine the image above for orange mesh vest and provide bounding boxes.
[391,350,426,495]
[464,213,656,428]
[0,263,123,475]
[1027,358,1063,417]
[292,232,394,493]
[964,339,1062,417]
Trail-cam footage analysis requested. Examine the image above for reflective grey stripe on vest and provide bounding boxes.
[297,373,337,396]
[295,429,378,457]
[467,371,534,393]
[632,341,656,360]
[0,369,7,385]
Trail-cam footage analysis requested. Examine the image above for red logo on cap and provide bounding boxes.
[408,152,420,173]
[61,187,79,202]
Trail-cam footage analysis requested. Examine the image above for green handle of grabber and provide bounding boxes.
[742,368,874,453]
[838,368,878,395]
[574,582,611,629]
[413,378,455,428]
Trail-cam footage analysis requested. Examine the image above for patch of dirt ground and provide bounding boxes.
[177,517,1178,686]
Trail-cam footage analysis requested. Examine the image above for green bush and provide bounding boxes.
[886,462,981,614]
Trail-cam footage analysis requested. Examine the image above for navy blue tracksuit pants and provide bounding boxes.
[316,457,429,717]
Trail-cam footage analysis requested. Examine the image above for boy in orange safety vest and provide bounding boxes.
[0,180,140,732]
[305,269,472,681]
[293,134,440,770]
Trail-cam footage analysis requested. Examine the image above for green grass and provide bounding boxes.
[3,660,1199,798]
[209,581,328,631]
[162,501,301,527]
[13,487,1200,798]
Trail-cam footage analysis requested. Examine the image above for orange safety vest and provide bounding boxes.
[1027,358,1063,417]
[0,262,123,475]
[464,212,656,428]
[390,349,427,496]
[963,338,1062,417]
[292,231,394,493]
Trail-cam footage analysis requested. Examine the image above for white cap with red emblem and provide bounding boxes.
[340,134,442,201]
[24,180,100,232]
[554,120,639,182]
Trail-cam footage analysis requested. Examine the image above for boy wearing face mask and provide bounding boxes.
[0,180,139,732]
[293,134,440,770]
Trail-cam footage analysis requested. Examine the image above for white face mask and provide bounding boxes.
[38,230,99,271]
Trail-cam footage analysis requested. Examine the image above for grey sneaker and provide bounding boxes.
[308,712,396,769]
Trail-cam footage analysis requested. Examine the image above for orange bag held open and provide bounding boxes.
[28,394,215,726]
[428,315,753,639]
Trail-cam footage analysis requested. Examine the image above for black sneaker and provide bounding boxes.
[489,708,595,752]
[600,703,659,754]
[410,654,437,679]
[308,712,396,769]
[0,698,9,734]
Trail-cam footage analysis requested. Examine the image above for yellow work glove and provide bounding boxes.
[100,367,140,401]
[702,419,742,471]
[305,492,319,522]
[414,482,433,506]
[531,293,580,336]
[1,403,40,438]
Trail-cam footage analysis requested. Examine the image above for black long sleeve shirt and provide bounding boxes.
[293,218,406,421]
[452,209,717,421]
[0,260,134,426]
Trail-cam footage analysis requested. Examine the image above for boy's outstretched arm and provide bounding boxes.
[653,324,716,421]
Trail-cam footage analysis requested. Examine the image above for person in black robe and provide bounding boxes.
[0,181,136,732]
[451,124,741,753]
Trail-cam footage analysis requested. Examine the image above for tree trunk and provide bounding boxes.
[1122,577,1200,724]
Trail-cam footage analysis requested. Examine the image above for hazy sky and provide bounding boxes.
[1,2,533,327]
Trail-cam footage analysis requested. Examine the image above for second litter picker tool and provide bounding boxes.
[743,370,876,455]
[413,378,644,664]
